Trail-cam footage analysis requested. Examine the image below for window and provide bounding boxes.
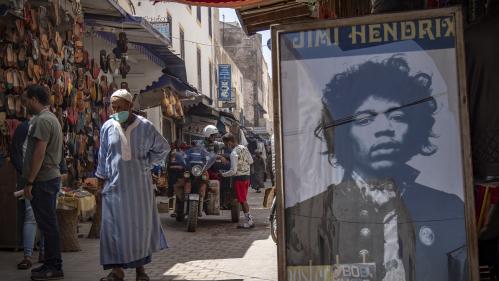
[197,6,201,23]
[179,27,185,60]
[166,13,172,42]
[209,61,213,99]
[197,48,202,92]
[208,8,212,37]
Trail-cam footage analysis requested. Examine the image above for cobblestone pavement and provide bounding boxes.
[0,185,277,281]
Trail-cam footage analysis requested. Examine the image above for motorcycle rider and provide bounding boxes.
[202,125,224,154]
[201,125,229,209]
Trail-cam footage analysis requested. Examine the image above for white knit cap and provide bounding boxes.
[111,89,133,103]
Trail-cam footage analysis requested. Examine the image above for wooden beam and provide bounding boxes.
[246,15,313,33]
[242,4,309,22]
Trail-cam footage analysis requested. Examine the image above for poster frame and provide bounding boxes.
[271,6,478,281]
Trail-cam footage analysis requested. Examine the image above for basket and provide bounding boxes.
[56,207,81,252]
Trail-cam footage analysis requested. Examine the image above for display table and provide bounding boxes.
[57,194,96,221]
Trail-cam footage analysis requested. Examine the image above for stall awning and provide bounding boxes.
[137,73,200,109]
[152,0,268,8]
[85,14,187,82]
[81,0,128,17]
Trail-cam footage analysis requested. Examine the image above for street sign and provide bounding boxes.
[218,64,232,101]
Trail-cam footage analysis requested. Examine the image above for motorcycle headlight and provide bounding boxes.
[191,165,203,177]
[183,171,190,178]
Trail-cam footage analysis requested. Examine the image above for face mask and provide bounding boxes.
[111,111,129,123]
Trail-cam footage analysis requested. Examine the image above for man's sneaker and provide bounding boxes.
[238,215,255,229]
[31,265,64,280]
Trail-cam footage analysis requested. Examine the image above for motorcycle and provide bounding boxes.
[174,146,240,232]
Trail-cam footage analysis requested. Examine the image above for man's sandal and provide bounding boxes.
[17,258,32,270]
[100,272,124,281]
[136,271,150,281]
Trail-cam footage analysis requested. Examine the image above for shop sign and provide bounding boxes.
[151,22,171,40]
[218,64,232,101]
[273,7,477,281]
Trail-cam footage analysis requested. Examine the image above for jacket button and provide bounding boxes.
[360,227,370,237]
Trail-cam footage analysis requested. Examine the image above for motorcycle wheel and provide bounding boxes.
[187,200,199,232]
[176,200,184,222]
[231,199,240,223]
[270,198,278,244]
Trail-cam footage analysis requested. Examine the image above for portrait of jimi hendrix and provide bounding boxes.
[285,55,468,281]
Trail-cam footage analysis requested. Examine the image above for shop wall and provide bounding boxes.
[132,1,216,101]
[144,106,162,133]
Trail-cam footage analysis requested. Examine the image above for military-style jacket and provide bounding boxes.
[285,168,467,281]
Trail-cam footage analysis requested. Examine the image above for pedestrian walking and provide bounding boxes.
[220,133,255,229]
[21,85,64,280]
[265,143,275,186]
[252,150,266,193]
[96,89,170,281]
[11,113,46,270]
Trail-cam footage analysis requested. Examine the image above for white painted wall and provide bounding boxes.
[132,1,216,101]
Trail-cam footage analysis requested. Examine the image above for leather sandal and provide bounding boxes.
[107,53,116,75]
[29,8,38,33]
[55,31,63,53]
[50,0,61,26]
[15,96,22,118]
[7,95,15,116]
[32,38,40,61]
[17,258,32,270]
[6,44,16,68]
[136,271,150,281]
[16,19,25,41]
[27,57,34,79]
[100,50,108,73]
[100,272,124,281]
[6,69,14,90]
[18,46,27,69]
[38,6,49,31]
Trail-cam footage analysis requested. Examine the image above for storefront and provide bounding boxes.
[0,0,189,249]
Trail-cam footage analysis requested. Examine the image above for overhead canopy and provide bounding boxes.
[81,0,128,17]
[236,0,313,34]
[85,14,188,83]
[151,0,268,8]
[138,73,199,109]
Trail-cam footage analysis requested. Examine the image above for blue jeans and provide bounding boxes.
[24,199,45,257]
[30,178,63,270]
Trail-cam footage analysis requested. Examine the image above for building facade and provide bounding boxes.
[219,21,272,132]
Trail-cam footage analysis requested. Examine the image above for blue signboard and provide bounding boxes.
[218,64,231,101]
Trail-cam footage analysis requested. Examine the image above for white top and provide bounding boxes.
[222,145,253,177]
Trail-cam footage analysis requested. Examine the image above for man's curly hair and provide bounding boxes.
[315,54,438,169]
